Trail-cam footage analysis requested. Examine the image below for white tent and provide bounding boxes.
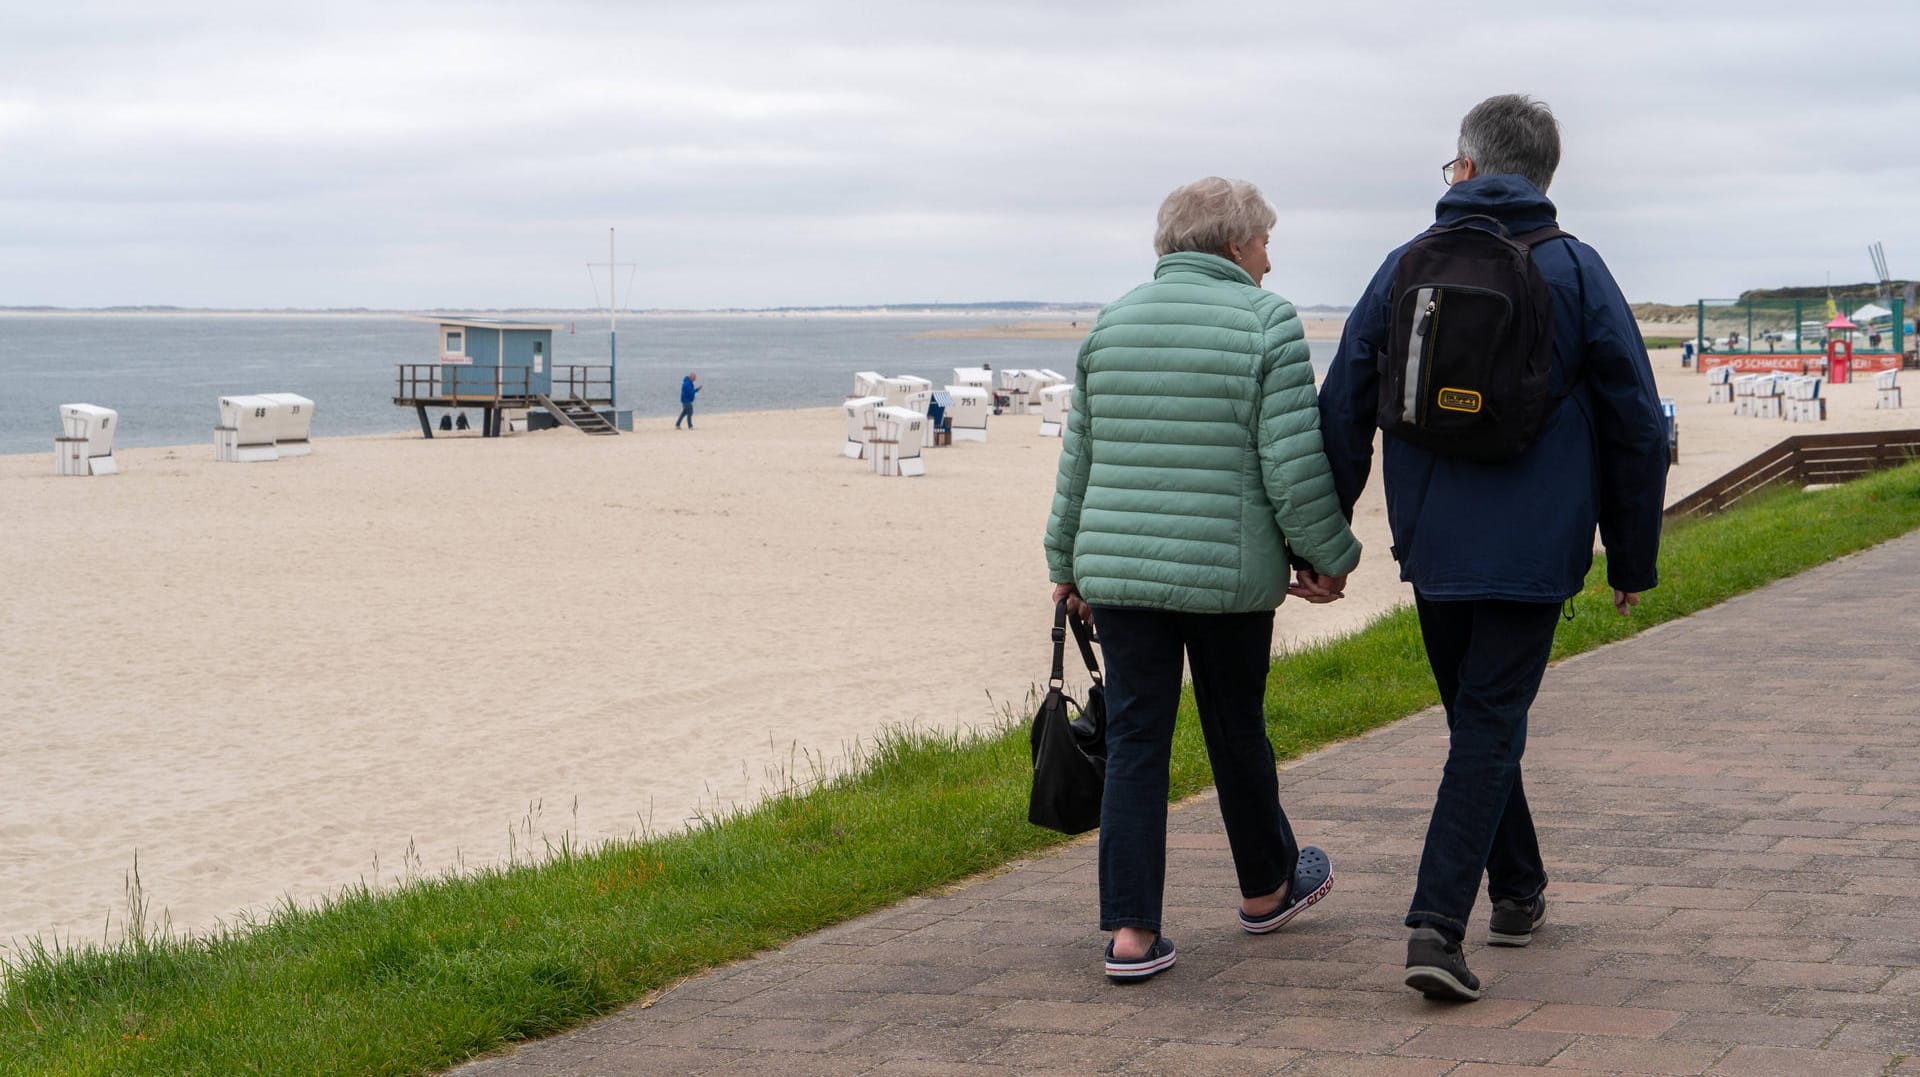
[1852,303,1893,324]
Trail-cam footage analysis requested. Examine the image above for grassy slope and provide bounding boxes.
[6,463,1920,1076]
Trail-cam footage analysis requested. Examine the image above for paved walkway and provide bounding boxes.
[460,535,1920,1076]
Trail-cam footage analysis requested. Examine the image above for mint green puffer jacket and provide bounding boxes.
[1043,252,1361,613]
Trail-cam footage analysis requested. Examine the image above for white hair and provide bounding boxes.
[1153,177,1276,258]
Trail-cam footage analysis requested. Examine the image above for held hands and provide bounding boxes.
[1613,589,1640,616]
[1052,582,1093,624]
[1287,569,1348,604]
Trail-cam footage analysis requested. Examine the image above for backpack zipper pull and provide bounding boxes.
[1416,297,1436,336]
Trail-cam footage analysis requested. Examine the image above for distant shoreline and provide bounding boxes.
[918,314,1352,342]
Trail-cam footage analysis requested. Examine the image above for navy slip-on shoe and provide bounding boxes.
[1103,935,1176,982]
[1238,845,1334,934]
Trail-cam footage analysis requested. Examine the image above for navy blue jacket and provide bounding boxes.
[1319,175,1667,602]
[680,376,700,405]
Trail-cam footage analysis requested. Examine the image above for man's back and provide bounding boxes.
[1318,174,1667,603]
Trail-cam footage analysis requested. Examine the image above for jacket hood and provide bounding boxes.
[1434,174,1558,233]
[1153,250,1255,286]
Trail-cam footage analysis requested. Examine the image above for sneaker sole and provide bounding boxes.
[1485,928,1534,947]
[1104,951,1176,981]
[1239,869,1336,935]
[1405,965,1481,1001]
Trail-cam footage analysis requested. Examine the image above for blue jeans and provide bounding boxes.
[1405,595,1559,942]
[676,402,694,427]
[1091,605,1298,933]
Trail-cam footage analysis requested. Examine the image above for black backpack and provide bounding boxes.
[1376,216,1573,462]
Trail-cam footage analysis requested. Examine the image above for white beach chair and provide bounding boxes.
[843,395,884,459]
[943,386,990,442]
[1730,373,1759,416]
[1707,365,1733,405]
[56,404,119,476]
[853,371,886,399]
[1038,383,1073,437]
[1877,369,1902,409]
[868,406,926,477]
[1751,374,1784,420]
[216,395,281,462]
[1784,376,1825,423]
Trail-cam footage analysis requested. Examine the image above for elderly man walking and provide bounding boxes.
[1316,95,1668,1001]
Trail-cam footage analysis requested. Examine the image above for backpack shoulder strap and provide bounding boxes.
[1513,226,1575,248]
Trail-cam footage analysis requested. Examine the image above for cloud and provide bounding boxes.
[2,0,1916,307]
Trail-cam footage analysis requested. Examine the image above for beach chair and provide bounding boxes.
[1784,376,1825,423]
[1731,373,1759,416]
[853,371,885,398]
[943,385,990,442]
[868,406,926,477]
[1752,374,1783,420]
[1659,397,1678,464]
[1707,365,1733,405]
[1038,384,1073,437]
[843,395,884,459]
[1877,369,1902,409]
[56,404,119,476]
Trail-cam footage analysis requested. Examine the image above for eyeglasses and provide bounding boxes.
[1442,157,1463,185]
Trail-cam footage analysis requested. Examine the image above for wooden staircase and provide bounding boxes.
[538,395,619,436]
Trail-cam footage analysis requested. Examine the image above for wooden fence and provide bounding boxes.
[1665,429,1920,520]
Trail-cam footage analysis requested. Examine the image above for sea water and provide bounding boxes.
[0,312,1336,455]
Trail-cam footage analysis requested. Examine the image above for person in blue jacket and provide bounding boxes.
[676,372,700,429]
[1316,95,1668,1002]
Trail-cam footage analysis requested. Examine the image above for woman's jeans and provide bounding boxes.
[1405,595,1559,942]
[676,402,695,428]
[1091,605,1298,933]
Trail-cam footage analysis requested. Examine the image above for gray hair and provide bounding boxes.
[1153,177,1276,258]
[1458,94,1561,192]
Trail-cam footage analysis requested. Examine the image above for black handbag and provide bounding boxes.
[1027,600,1107,834]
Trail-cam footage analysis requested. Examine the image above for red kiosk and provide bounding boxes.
[1825,314,1856,384]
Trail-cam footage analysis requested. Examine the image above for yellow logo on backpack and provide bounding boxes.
[1436,387,1482,413]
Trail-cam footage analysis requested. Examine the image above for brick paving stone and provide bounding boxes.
[1392,1025,1576,1065]
[1705,1044,1898,1076]
[1274,1055,1456,1076]
[1242,1015,1425,1053]
[1666,1012,1841,1048]
[1451,1065,1611,1077]
[1115,1042,1304,1076]
[1545,1034,1728,1074]
[1514,1003,1683,1038]
[452,535,1920,1077]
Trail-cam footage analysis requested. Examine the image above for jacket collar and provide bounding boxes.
[1434,174,1559,234]
[1154,250,1255,286]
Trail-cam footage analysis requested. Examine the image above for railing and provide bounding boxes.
[1665,429,1920,520]
[552,364,613,402]
[394,365,535,402]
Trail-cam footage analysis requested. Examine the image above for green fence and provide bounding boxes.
[1696,297,1906,355]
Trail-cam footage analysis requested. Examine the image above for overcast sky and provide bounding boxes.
[3,1,1916,310]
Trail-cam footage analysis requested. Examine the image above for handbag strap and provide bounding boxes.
[1068,610,1102,685]
[1050,600,1103,689]
[1049,599,1070,690]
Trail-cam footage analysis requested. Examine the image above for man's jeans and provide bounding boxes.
[1406,595,1560,942]
[1091,605,1298,933]
[676,402,694,427]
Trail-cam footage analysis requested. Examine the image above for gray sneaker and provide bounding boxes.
[1487,891,1546,947]
[1404,927,1481,1001]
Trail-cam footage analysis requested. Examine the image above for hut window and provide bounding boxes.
[445,331,463,354]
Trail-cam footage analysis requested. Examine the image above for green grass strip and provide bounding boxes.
[8,462,1920,1076]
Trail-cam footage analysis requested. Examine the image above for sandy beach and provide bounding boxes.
[5,346,1916,950]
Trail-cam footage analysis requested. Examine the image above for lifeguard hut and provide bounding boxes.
[1825,314,1857,384]
[395,316,618,437]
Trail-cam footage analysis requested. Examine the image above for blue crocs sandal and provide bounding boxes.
[1104,934,1176,982]
[1238,845,1334,934]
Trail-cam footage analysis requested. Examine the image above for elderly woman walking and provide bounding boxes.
[1044,177,1361,981]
